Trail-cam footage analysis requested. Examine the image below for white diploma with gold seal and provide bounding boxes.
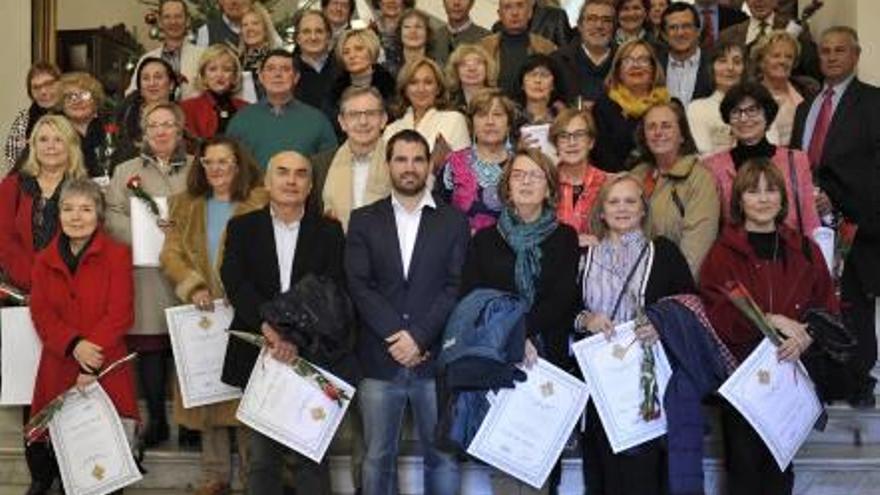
[571,320,673,453]
[49,383,142,495]
[130,196,168,267]
[0,307,42,405]
[719,338,822,470]
[166,301,241,408]
[236,351,355,463]
[466,358,588,489]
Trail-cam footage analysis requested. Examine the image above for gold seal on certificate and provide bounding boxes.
[166,301,241,409]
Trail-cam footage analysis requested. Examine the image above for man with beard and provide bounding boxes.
[346,129,469,495]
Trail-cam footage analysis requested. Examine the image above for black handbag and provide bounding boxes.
[803,308,857,364]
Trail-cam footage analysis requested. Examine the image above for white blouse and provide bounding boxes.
[687,91,735,157]
[383,107,471,153]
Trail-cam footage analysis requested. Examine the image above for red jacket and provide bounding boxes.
[699,225,838,362]
[0,173,43,290]
[29,229,138,422]
[180,92,249,140]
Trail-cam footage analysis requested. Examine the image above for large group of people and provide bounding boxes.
[2,0,878,495]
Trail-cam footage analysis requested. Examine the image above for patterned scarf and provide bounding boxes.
[497,207,558,306]
[608,85,670,119]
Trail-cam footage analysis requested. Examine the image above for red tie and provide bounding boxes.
[702,9,715,49]
[807,88,835,169]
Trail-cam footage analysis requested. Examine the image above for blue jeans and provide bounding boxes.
[359,376,460,495]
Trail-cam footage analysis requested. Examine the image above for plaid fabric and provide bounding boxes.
[665,293,739,372]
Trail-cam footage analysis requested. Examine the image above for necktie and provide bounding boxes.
[702,9,715,49]
[757,20,769,43]
[807,87,835,169]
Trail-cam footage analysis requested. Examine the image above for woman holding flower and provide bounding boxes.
[28,178,137,493]
[574,173,695,495]
[106,101,193,449]
[699,160,832,495]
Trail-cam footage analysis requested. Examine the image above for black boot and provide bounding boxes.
[137,350,170,448]
[24,442,58,495]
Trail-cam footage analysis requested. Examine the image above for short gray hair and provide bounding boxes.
[339,85,386,114]
[60,177,106,224]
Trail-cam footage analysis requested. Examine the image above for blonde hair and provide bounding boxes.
[394,58,450,115]
[59,71,106,111]
[21,115,87,179]
[335,28,382,66]
[194,44,243,93]
[605,39,665,90]
[445,43,498,95]
[140,101,186,135]
[239,3,281,51]
[589,172,649,239]
[752,30,801,80]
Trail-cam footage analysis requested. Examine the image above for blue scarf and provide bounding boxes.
[496,207,558,306]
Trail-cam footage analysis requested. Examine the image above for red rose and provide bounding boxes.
[104,122,119,135]
[126,175,142,190]
[321,383,340,402]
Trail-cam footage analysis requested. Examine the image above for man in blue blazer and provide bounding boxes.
[346,129,469,495]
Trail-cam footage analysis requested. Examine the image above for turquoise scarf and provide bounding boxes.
[497,207,558,306]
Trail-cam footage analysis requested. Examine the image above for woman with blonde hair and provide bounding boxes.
[445,43,498,112]
[58,71,110,178]
[332,27,396,105]
[239,2,282,101]
[181,44,248,141]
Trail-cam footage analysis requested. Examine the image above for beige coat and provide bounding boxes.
[159,186,268,429]
[105,154,192,335]
[632,155,720,279]
[321,140,392,231]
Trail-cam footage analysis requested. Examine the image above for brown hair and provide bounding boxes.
[632,101,698,167]
[589,172,649,238]
[26,62,61,99]
[498,147,559,208]
[466,88,515,138]
[188,135,262,201]
[445,43,498,94]
[605,39,665,90]
[396,9,433,53]
[549,108,597,145]
[729,157,788,226]
[393,58,450,116]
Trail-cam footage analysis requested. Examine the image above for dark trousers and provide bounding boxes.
[247,429,331,495]
[137,349,169,430]
[720,402,793,495]
[841,261,878,392]
[581,403,666,495]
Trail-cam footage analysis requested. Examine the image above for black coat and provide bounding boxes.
[792,78,880,293]
[553,40,614,104]
[220,206,346,387]
[294,53,341,124]
[591,93,641,173]
[492,5,574,48]
[656,48,714,104]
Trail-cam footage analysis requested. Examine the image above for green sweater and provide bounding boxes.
[227,98,338,169]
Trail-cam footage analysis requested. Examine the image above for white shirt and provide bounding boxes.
[687,90,734,156]
[391,190,436,279]
[745,13,802,45]
[666,48,701,107]
[382,108,471,153]
[196,14,241,47]
[351,155,371,209]
[271,207,301,293]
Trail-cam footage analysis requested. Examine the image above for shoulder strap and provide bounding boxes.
[610,241,650,321]
[787,149,804,235]
[671,186,685,217]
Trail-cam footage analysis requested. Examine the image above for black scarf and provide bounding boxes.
[59,232,95,274]
[209,91,237,134]
[731,137,776,170]
[25,103,51,140]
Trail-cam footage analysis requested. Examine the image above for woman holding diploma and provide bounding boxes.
[700,160,833,495]
[160,135,266,495]
[106,101,193,449]
[29,178,137,493]
[574,173,695,495]
[461,147,580,493]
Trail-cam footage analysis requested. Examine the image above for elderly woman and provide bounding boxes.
[28,178,138,493]
[160,135,265,494]
[551,108,608,246]
[106,102,193,449]
[3,62,61,175]
[461,147,580,493]
[575,173,695,495]
[293,10,340,118]
[239,3,282,102]
[181,45,248,141]
[631,102,720,277]
[445,43,498,113]
[700,160,833,495]
[116,57,179,162]
[615,0,652,45]
[593,39,669,173]
[687,41,748,156]
[58,72,111,178]
[372,0,413,76]
[439,89,514,233]
[753,31,817,146]
[703,82,820,235]
[514,54,568,133]
[383,58,470,154]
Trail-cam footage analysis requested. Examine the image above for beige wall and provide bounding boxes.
[0,0,32,141]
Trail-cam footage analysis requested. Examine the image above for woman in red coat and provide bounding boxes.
[700,159,835,495]
[28,178,138,493]
[180,45,249,142]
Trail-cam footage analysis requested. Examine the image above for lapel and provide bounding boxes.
[824,79,862,156]
[256,206,282,294]
[406,200,438,284]
[291,212,317,285]
[379,198,406,282]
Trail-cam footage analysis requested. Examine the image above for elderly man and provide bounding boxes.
[553,0,615,107]
[481,0,557,97]
[196,0,252,47]
[126,0,204,98]
[658,2,712,106]
[792,26,880,409]
[227,49,337,169]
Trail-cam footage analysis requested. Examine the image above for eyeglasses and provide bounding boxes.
[557,129,591,142]
[64,91,93,103]
[146,121,178,131]
[342,109,384,121]
[510,169,547,183]
[200,157,236,169]
[621,56,653,69]
[729,104,763,121]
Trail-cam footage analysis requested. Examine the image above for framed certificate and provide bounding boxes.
[467,358,588,489]
[166,301,241,409]
[571,320,672,453]
[1,307,42,405]
[236,351,355,463]
[49,383,142,495]
[130,196,167,267]
[719,338,823,470]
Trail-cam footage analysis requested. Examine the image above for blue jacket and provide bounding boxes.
[647,297,730,495]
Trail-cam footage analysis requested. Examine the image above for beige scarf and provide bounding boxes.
[322,139,392,231]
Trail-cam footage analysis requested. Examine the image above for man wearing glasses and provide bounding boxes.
[553,0,617,109]
[658,2,713,106]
